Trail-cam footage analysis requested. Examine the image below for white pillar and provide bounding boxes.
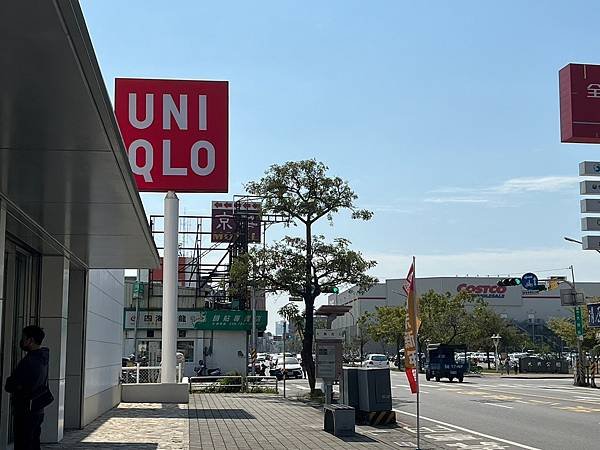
[161,191,179,383]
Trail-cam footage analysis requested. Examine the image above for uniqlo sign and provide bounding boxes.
[115,78,228,192]
[559,64,600,143]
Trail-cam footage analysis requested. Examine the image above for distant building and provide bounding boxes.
[275,320,286,336]
[330,276,600,354]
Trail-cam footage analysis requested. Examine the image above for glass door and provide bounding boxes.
[0,239,40,448]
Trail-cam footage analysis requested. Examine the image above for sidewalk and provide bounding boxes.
[42,402,189,449]
[42,392,442,449]
[189,393,439,449]
[479,372,573,379]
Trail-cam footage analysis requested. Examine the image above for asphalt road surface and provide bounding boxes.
[283,372,599,449]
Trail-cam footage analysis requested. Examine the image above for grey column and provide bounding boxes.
[40,255,70,443]
[64,268,87,430]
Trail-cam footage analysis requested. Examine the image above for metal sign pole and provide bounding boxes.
[251,286,256,376]
[283,322,287,398]
[161,191,179,383]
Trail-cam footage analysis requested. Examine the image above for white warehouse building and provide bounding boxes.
[330,277,600,354]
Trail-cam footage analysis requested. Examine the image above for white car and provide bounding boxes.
[362,354,389,368]
[271,356,303,379]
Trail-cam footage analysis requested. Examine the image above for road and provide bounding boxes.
[283,372,600,449]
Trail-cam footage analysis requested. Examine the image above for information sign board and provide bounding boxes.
[587,303,600,328]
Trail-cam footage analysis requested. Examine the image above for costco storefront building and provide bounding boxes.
[330,277,600,351]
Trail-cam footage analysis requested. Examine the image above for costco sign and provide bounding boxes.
[115,78,228,192]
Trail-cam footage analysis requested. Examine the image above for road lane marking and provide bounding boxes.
[394,410,541,450]
[483,402,513,409]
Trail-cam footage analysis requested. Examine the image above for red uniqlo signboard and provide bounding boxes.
[114,78,228,192]
[559,64,600,143]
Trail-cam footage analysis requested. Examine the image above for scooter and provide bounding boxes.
[193,360,221,377]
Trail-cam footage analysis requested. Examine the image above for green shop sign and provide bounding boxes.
[193,310,268,331]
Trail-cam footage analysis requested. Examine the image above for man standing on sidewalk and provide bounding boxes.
[5,325,51,450]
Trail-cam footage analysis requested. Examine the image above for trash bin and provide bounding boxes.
[357,367,392,412]
[341,367,360,408]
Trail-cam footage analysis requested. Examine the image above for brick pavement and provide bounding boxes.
[39,393,441,449]
[189,393,439,449]
[42,402,189,450]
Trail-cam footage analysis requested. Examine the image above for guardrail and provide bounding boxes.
[189,375,279,393]
[121,364,183,384]
[246,375,279,393]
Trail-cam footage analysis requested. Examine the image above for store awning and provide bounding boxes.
[0,1,159,268]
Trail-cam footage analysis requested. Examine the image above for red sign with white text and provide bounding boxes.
[115,78,228,192]
[560,64,600,143]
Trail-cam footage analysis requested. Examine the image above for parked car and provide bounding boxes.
[362,354,390,368]
[270,356,303,380]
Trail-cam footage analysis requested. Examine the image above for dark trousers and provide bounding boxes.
[14,409,44,450]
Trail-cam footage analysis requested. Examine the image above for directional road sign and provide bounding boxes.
[521,273,538,290]
[575,307,584,337]
[579,161,600,176]
[587,303,600,328]
[581,199,600,213]
[582,217,600,231]
[580,181,600,195]
[583,235,600,250]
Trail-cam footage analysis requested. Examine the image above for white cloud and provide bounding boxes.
[424,197,488,204]
[492,176,579,194]
[428,176,579,205]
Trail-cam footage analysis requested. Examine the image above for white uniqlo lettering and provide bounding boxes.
[128,93,153,129]
[162,140,188,176]
[191,141,216,176]
[128,139,154,182]
[162,94,188,130]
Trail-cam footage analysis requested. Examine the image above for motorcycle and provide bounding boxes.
[193,360,221,377]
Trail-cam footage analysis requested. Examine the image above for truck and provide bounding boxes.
[424,343,468,383]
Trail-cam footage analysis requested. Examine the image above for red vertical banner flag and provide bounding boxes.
[403,258,420,394]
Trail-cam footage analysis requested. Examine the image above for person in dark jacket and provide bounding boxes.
[5,325,50,450]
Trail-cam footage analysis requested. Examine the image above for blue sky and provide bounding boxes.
[81,1,600,330]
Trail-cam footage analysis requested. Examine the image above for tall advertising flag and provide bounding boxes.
[403,257,419,394]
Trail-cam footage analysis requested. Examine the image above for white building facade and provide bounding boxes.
[330,277,600,354]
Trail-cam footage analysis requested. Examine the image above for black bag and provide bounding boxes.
[30,386,54,411]
[29,370,54,411]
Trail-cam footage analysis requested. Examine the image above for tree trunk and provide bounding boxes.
[486,350,491,370]
[302,298,316,391]
[303,222,317,392]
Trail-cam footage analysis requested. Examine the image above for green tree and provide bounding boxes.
[418,290,483,346]
[468,303,531,368]
[548,308,597,351]
[240,160,377,391]
[355,312,374,362]
[366,306,407,365]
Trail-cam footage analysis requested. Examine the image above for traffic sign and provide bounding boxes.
[521,273,538,290]
[587,303,600,328]
[561,288,585,306]
[575,306,584,337]
[581,199,600,213]
[580,161,600,176]
[583,235,600,250]
[580,181,600,195]
[582,217,600,231]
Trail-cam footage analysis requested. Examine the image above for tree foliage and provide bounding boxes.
[237,160,377,391]
[547,308,598,351]
[366,306,406,362]
[418,290,482,345]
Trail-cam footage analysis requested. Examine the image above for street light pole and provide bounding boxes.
[491,334,501,373]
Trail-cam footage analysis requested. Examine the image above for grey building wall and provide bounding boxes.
[82,269,125,427]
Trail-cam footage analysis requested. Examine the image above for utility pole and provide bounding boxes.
[571,265,586,387]
[251,286,256,376]
[283,321,287,398]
